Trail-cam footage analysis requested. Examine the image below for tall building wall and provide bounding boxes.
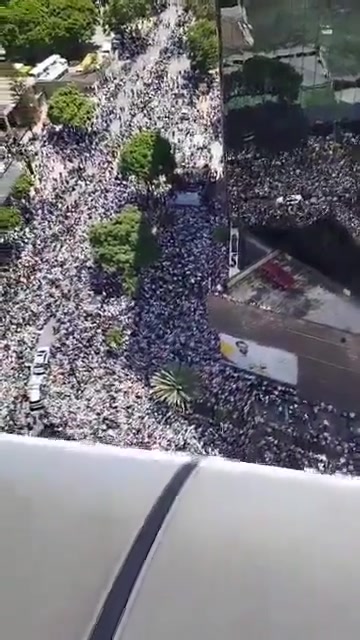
[218,0,360,157]
[216,0,360,274]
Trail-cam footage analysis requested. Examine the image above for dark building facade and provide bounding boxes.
[218,0,360,147]
[216,0,360,281]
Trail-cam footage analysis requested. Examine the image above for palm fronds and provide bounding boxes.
[150,363,199,412]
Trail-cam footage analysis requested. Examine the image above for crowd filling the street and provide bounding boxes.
[1,2,359,476]
[227,134,360,235]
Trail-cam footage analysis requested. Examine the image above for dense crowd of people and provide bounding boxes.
[227,133,360,235]
[1,2,359,475]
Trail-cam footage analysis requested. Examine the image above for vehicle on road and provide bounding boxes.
[276,194,303,205]
[32,347,50,376]
[28,377,44,412]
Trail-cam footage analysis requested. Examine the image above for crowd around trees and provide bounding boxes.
[119,129,176,185]
[3,0,98,63]
[89,205,160,296]
[47,85,96,129]
[186,18,218,75]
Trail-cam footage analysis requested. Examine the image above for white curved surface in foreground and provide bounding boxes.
[0,435,358,640]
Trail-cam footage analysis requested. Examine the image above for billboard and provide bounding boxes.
[219,333,298,385]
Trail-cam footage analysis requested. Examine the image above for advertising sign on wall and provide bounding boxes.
[219,333,298,386]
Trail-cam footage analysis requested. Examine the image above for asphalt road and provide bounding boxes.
[37,319,55,349]
[208,296,360,411]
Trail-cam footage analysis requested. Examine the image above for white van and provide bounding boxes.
[28,378,44,412]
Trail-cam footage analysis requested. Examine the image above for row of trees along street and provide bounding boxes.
[87,125,205,409]
[89,129,176,295]
[183,0,218,76]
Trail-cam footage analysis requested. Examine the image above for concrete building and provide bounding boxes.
[221,4,254,54]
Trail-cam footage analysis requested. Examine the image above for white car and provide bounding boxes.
[32,347,50,376]
[276,194,303,205]
[28,377,44,412]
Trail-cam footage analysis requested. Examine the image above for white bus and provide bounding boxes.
[29,54,68,81]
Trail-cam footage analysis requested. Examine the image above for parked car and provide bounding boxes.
[28,377,44,412]
[32,347,50,376]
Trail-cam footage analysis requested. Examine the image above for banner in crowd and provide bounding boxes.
[219,333,298,386]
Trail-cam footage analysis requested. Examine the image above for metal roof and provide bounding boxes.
[0,435,359,640]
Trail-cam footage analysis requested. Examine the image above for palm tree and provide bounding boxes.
[150,363,200,412]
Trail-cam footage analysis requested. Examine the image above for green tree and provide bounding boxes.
[269,59,302,102]
[89,205,160,295]
[0,207,22,234]
[103,0,152,34]
[3,0,98,63]
[150,364,200,412]
[11,171,34,201]
[184,0,215,19]
[242,56,271,95]
[48,85,95,129]
[105,327,124,350]
[119,130,176,185]
[243,56,302,103]
[186,18,218,75]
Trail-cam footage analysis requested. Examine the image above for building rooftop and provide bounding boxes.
[229,252,360,333]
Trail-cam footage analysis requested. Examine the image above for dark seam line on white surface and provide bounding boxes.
[88,460,197,640]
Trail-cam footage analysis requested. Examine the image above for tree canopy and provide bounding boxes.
[0,207,22,233]
[103,0,152,34]
[186,18,218,75]
[119,130,176,184]
[89,205,160,295]
[242,56,302,103]
[48,85,96,129]
[3,0,98,63]
[184,0,215,19]
[11,171,34,201]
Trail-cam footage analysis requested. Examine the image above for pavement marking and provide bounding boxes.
[301,353,357,373]
[286,327,347,347]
